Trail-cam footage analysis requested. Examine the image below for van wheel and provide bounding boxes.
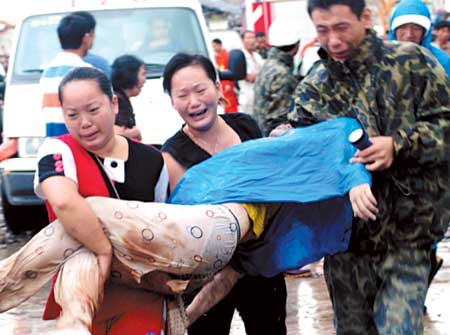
[1,182,48,235]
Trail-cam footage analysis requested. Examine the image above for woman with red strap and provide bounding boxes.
[32,67,168,335]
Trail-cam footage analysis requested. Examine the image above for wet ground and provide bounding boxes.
[1,225,450,334]
[231,237,450,335]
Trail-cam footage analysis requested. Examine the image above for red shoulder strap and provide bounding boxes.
[45,134,110,221]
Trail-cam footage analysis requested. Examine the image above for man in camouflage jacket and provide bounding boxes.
[284,0,450,333]
[254,20,300,135]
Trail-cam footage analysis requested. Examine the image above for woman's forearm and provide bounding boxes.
[53,195,112,257]
[41,177,112,257]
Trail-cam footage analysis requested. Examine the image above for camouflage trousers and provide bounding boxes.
[324,246,430,335]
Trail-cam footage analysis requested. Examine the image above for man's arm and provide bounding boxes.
[287,75,332,127]
[268,74,326,137]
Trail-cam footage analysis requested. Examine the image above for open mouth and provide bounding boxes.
[190,108,207,118]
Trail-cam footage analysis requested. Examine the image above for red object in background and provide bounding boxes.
[252,2,272,40]
[215,49,238,113]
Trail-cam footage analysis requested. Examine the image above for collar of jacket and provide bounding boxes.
[268,47,294,70]
[318,29,381,82]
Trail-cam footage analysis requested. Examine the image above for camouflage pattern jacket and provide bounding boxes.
[288,30,450,251]
[254,47,299,135]
[256,46,269,60]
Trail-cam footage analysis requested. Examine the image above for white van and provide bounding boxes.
[1,0,215,232]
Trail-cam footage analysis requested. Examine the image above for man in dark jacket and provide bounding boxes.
[279,0,450,333]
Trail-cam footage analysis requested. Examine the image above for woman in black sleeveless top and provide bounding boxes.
[162,53,287,335]
[111,55,146,141]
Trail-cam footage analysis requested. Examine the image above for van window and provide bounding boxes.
[12,7,208,84]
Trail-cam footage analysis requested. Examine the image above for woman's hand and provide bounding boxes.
[349,184,378,221]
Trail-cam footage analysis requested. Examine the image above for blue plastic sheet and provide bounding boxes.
[170,117,371,277]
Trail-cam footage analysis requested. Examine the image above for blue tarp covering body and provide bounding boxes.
[169,117,372,277]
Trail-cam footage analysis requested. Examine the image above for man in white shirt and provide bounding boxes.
[238,31,264,116]
[40,13,93,137]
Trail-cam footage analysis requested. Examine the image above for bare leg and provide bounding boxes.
[53,249,99,334]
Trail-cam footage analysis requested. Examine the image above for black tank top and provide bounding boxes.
[162,113,262,169]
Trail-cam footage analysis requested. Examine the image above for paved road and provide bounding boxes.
[1,235,449,334]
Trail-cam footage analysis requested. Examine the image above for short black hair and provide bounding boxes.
[212,38,222,44]
[241,30,255,39]
[73,11,96,31]
[111,54,145,91]
[57,14,91,50]
[163,53,217,96]
[434,20,450,31]
[307,0,365,18]
[255,32,266,38]
[58,67,113,104]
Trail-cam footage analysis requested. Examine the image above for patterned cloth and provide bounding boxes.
[0,200,240,311]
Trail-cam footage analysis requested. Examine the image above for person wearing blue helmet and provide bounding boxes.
[388,0,450,76]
